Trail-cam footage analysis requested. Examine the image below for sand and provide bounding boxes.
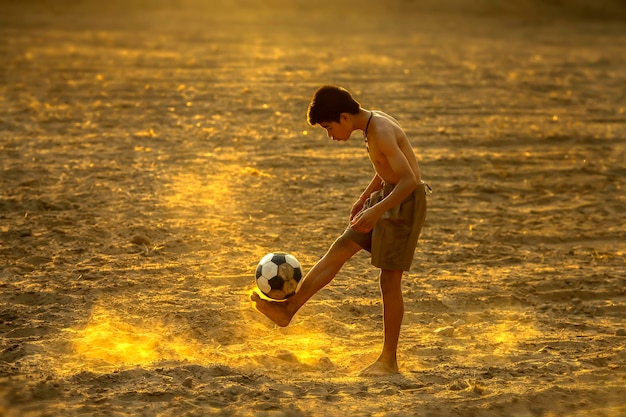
[1,1,625,416]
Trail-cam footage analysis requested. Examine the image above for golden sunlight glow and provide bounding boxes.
[164,170,230,210]
[62,305,206,373]
[239,289,335,367]
[488,320,541,354]
[55,293,335,375]
[273,328,333,366]
[54,157,251,375]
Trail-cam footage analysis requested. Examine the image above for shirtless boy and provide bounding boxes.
[251,85,428,377]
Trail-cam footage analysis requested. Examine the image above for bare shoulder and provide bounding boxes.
[372,110,401,128]
[369,110,405,144]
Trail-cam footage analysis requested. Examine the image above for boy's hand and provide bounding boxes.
[349,198,365,221]
[350,207,380,233]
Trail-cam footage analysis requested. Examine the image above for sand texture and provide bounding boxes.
[1,1,625,416]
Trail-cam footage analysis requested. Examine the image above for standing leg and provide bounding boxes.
[360,269,404,376]
[251,235,362,327]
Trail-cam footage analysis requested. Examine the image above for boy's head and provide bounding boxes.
[307,85,361,126]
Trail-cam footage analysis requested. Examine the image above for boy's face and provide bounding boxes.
[319,113,352,141]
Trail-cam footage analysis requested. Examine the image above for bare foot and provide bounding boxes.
[358,360,399,377]
[250,292,293,327]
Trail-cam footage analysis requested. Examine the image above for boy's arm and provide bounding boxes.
[371,145,418,215]
[358,174,384,202]
[351,134,418,232]
[350,174,383,221]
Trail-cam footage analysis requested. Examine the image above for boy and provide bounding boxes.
[251,85,428,377]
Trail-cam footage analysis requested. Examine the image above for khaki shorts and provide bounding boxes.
[343,182,428,271]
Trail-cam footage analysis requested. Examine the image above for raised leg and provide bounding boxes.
[251,235,362,327]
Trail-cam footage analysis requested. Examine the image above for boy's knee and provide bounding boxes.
[331,235,361,253]
[379,270,403,290]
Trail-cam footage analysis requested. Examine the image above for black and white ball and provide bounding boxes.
[255,252,303,300]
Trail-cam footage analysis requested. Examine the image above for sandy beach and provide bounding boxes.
[1,1,625,415]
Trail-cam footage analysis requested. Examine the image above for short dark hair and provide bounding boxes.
[307,85,361,125]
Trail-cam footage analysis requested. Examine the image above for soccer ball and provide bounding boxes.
[255,252,303,300]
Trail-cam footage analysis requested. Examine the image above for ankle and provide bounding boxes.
[378,352,398,366]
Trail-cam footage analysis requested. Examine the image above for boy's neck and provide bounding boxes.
[352,108,372,133]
